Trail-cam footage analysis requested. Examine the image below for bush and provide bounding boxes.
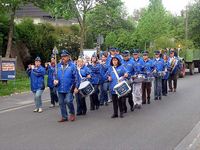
[15,18,82,63]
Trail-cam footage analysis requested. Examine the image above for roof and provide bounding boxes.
[15,3,52,18]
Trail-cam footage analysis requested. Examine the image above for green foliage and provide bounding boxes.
[16,19,58,62]
[169,15,185,40]
[56,26,81,60]
[14,18,81,62]
[135,0,171,49]
[153,36,176,49]
[0,13,9,56]
[87,0,135,50]
[105,32,117,47]
[87,0,124,35]
[188,0,200,48]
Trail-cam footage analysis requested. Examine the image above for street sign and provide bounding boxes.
[0,57,16,80]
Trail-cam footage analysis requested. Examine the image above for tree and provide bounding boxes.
[0,0,27,58]
[105,32,117,47]
[34,0,105,54]
[134,0,171,49]
[188,0,200,48]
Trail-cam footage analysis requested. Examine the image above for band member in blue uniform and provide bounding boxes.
[74,58,91,115]
[152,51,165,100]
[27,56,46,113]
[45,54,58,107]
[54,50,76,122]
[132,50,144,109]
[107,56,128,118]
[121,50,134,112]
[99,52,109,106]
[162,53,170,96]
[88,55,101,110]
[142,51,154,104]
[106,47,123,67]
[168,49,181,92]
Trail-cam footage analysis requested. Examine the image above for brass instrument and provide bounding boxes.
[170,58,177,73]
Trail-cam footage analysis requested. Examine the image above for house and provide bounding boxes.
[15,3,78,26]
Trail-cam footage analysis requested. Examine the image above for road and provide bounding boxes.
[0,73,200,150]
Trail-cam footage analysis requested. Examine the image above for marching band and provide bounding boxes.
[27,48,181,122]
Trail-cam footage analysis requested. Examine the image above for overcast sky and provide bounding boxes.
[122,0,194,15]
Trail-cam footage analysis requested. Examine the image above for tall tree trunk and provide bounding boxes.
[80,26,84,54]
[5,7,16,58]
[79,13,86,56]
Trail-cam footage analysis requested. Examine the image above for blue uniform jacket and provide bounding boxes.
[133,57,144,74]
[27,66,46,92]
[163,60,170,80]
[107,65,128,94]
[56,62,76,93]
[122,58,135,77]
[100,62,109,84]
[106,54,123,67]
[142,59,154,77]
[88,63,101,85]
[46,65,56,88]
[75,65,91,88]
[152,58,165,72]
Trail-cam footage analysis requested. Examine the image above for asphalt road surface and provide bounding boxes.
[0,73,200,150]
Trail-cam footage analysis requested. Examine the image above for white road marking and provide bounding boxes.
[0,100,50,114]
[18,100,33,105]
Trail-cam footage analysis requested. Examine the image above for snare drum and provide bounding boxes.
[113,81,131,98]
[78,81,94,97]
[144,76,154,82]
[132,74,146,83]
[153,71,165,78]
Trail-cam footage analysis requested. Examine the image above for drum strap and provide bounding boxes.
[112,66,120,81]
[77,68,83,79]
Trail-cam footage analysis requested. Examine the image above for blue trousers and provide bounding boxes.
[154,77,162,98]
[33,90,44,109]
[100,82,108,104]
[58,92,75,119]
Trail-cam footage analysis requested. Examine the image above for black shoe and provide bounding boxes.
[154,97,158,100]
[168,89,173,92]
[120,113,124,118]
[134,104,138,109]
[142,101,146,104]
[147,100,150,104]
[58,118,68,122]
[111,114,118,118]
[100,103,104,106]
[137,105,142,109]
[82,112,86,115]
[163,94,167,96]
[96,105,99,110]
[76,113,82,116]
[124,108,127,113]
[104,102,108,106]
[90,107,95,111]
[158,97,162,100]
[130,106,134,111]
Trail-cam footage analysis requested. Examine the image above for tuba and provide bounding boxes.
[170,58,177,74]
